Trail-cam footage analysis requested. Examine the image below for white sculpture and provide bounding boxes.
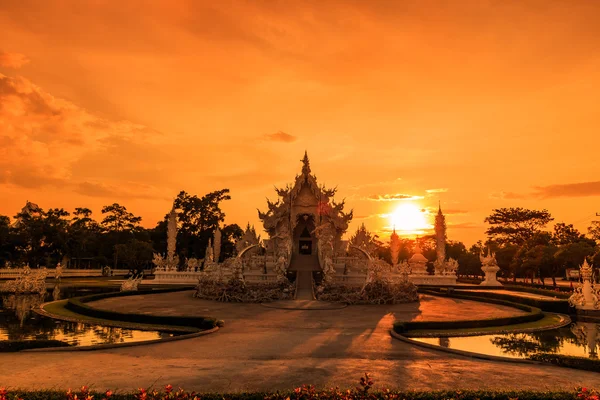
[152,253,166,271]
[186,257,199,272]
[166,206,178,271]
[213,227,221,264]
[1,266,48,294]
[408,243,428,276]
[479,247,502,286]
[444,258,459,275]
[434,203,447,275]
[398,260,411,281]
[390,228,401,267]
[120,274,143,291]
[54,262,63,282]
[571,322,599,358]
[569,259,600,310]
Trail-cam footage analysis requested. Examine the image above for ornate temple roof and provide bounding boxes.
[258,151,353,235]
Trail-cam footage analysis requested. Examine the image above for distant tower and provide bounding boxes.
[390,226,401,266]
[166,205,178,270]
[435,201,447,265]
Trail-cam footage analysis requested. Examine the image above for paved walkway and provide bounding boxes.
[2,291,600,392]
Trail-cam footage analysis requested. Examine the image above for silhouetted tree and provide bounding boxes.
[485,208,553,246]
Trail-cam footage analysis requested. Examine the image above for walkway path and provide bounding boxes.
[289,255,319,300]
[2,291,600,392]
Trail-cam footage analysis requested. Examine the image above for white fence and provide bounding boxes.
[0,268,133,279]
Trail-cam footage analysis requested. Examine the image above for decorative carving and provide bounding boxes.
[479,247,502,286]
[569,259,600,310]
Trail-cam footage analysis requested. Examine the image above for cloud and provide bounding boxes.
[448,222,480,229]
[348,178,402,190]
[366,193,424,201]
[73,181,168,200]
[426,188,448,193]
[0,51,30,69]
[0,73,173,198]
[489,191,527,200]
[532,181,600,199]
[490,181,600,201]
[263,131,297,143]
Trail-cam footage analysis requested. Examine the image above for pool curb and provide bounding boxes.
[389,329,541,364]
[35,300,196,333]
[403,312,572,338]
[30,299,219,352]
[22,327,219,352]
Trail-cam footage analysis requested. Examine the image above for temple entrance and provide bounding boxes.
[299,240,312,255]
[293,214,315,256]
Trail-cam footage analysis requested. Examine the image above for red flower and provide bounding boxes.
[165,384,173,393]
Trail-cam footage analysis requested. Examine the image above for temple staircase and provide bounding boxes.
[288,254,320,300]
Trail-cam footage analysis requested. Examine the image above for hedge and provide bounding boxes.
[64,287,217,331]
[456,289,571,313]
[0,388,590,400]
[529,353,600,373]
[394,290,543,334]
[0,339,71,352]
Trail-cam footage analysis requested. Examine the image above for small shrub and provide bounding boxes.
[316,280,418,305]
[530,353,600,373]
[0,340,71,352]
[194,276,295,303]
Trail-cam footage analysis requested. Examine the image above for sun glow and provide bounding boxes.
[388,203,431,234]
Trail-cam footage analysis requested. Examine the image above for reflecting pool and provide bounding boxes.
[413,322,600,359]
[0,286,181,347]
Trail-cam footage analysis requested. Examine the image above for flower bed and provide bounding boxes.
[194,276,295,303]
[316,280,418,305]
[1,375,597,400]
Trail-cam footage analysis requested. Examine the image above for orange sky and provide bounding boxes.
[1,1,600,245]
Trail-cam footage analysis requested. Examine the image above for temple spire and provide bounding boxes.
[301,150,311,175]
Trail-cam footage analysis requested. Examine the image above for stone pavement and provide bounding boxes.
[2,291,600,392]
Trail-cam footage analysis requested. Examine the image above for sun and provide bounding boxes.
[388,203,430,234]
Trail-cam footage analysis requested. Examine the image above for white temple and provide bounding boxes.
[152,152,458,288]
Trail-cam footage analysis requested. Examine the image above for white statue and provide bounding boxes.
[569,259,600,310]
[152,253,166,271]
[444,257,459,275]
[186,257,199,272]
[479,247,502,286]
[54,262,63,282]
[398,260,411,281]
[1,266,47,294]
[166,206,178,271]
[408,242,428,275]
[120,274,143,291]
[213,228,221,264]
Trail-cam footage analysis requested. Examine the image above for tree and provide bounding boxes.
[0,215,14,266]
[173,189,231,258]
[588,221,600,243]
[484,208,553,246]
[41,208,71,265]
[68,208,100,268]
[220,223,243,260]
[113,239,154,273]
[101,203,142,233]
[553,222,586,245]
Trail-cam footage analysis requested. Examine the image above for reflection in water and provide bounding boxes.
[0,286,180,346]
[413,322,600,360]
